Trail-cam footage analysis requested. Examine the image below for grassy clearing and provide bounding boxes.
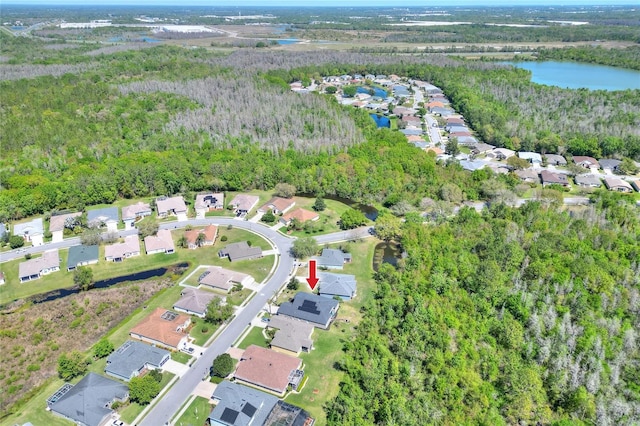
[174,396,212,426]
[171,351,193,364]
[1,228,273,305]
[237,326,270,349]
[226,288,254,306]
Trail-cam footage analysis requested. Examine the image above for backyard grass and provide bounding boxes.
[174,396,212,426]
[226,288,254,306]
[1,228,274,305]
[171,351,193,364]
[237,326,270,349]
[119,371,175,424]
[284,325,353,425]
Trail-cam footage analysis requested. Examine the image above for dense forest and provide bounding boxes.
[328,197,640,425]
[1,41,639,221]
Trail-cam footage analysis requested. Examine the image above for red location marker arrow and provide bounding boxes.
[306,259,319,290]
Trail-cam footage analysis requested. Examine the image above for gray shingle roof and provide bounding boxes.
[277,293,339,328]
[87,207,119,225]
[219,241,262,262]
[318,272,357,299]
[67,245,99,270]
[209,381,278,426]
[173,288,219,316]
[313,249,350,269]
[105,340,170,381]
[48,373,128,426]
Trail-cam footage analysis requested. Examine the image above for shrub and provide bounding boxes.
[221,235,228,242]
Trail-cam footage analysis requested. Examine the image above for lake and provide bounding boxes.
[504,61,640,91]
[372,242,402,272]
[277,38,300,45]
[370,114,390,128]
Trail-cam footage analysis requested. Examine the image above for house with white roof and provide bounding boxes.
[144,229,175,255]
[13,218,44,246]
[19,249,60,282]
[105,235,140,262]
[156,196,188,221]
[518,152,543,167]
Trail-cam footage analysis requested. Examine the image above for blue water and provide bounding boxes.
[11,26,24,30]
[505,61,640,91]
[139,37,161,43]
[108,36,122,42]
[370,114,390,128]
[277,38,299,45]
[357,86,388,98]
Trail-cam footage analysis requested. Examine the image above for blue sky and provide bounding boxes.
[10,1,640,5]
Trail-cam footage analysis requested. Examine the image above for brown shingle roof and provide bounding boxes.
[49,212,81,232]
[144,229,175,253]
[234,345,302,394]
[260,197,295,213]
[282,208,319,224]
[129,308,190,349]
[122,202,151,220]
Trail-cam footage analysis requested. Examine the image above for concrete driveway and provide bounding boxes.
[163,359,190,377]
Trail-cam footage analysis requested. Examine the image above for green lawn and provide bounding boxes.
[283,197,352,238]
[174,396,212,426]
[237,326,270,349]
[171,351,193,364]
[226,288,254,306]
[119,371,175,424]
[190,318,219,346]
[1,228,274,305]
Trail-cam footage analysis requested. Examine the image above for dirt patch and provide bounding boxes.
[0,279,172,416]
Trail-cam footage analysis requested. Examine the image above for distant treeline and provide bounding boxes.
[536,45,640,71]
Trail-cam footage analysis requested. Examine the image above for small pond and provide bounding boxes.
[29,263,188,304]
[370,114,390,128]
[373,242,403,272]
[277,38,300,45]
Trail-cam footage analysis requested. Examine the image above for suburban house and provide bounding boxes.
[184,224,218,249]
[122,202,152,230]
[313,248,352,270]
[173,288,220,318]
[105,235,140,262]
[144,229,175,255]
[19,249,59,283]
[518,152,543,167]
[540,170,571,188]
[487,148,516,160]
[268,316,314,357]
[47,373,128,426]
[460,160,487,172]
[575,174,603,188]
[471,143,495,155]
[218,241,263,262]
[129,308,191,351]
[277,292,339,330]
[195,193,224,219]
[544,154,567,166]
[573,156,600,169]
[105,340,170,382]
[49,212,81,243]
[426,146,445,156]
[446,117,465,126]
[599,159,622,173]
[156,196,188,221]
[87,207,119,232]
[318,272,357,300]
[603,177,633,193]
[234,345,304,395]
[258,197,296,215]
[631,180,640,192]
[67,245,99,271]
[13,218,44,246]
[198,266,254,292]
[280,208,320,227]
[209,380,278,426]
[515,169,540,183]
[445,124,469,134]
[229,194,260,216]
[456,136,479,145]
